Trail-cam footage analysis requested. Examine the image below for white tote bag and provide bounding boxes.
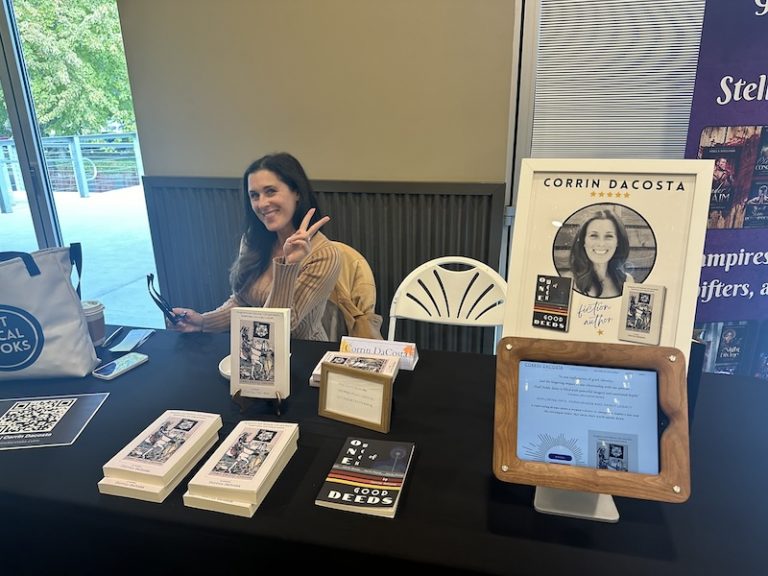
[0,245,98,380]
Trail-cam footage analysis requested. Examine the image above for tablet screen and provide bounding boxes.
[517,360,660,474]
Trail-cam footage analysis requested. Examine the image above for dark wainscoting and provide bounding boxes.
[144,176,505,353]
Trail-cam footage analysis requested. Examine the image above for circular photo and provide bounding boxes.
[552,203,656,299]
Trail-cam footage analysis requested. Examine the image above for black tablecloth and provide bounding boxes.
[0,329,764,575]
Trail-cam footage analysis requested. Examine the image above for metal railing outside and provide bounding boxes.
[0,132,143,213]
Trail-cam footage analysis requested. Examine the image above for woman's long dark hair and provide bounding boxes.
[569,209,630,297]
[229,152,323,299]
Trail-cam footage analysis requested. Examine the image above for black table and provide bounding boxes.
[0,329,763,575]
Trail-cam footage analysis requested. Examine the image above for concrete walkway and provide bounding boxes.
[0,186,164,329]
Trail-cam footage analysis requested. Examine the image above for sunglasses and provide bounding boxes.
[147,273,181,324]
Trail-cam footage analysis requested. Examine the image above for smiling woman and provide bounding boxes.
[167,152,341,340]
[553,203,656,299]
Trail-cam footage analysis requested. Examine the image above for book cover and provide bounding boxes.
[713,321,755,375]
[617,283,666,345]
[701,145,740,217]
[310,351,400,387]
[98,434,217,503]
[102,410,221,485]
[230,307,291,400]
[186,420,298,506]
[531,274,573,332]
[743,180,768,228]
[752,127,768,178]
[315,437,415,518]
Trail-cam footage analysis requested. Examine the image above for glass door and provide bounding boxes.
[0,0,162,328]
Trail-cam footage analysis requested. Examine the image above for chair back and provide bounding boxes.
[387,256,507,340]
[323,242,383,340]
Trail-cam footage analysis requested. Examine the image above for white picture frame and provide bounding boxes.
[503,159,713,358]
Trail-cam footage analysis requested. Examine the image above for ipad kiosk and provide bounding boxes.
[493,337,691,523]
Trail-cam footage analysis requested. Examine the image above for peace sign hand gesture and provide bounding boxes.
[283,208,330,265]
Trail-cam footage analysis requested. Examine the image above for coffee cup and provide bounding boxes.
[82,300,106,346]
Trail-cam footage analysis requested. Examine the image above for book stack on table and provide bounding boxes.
[98,410,222,503]
[183,420,299,518]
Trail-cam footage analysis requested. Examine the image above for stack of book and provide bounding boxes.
[183,420,299,517]
[309,351,400,387]
[98,410,222,503]
[315,437,416,518]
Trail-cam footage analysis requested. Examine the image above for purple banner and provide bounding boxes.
[697,228,768,322]
[686,1,768,378]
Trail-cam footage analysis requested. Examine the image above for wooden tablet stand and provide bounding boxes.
[493,336,691,522]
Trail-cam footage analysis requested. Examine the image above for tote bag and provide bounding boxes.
[0,245,98,380]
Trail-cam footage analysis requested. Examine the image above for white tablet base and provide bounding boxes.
[534,486,619,523]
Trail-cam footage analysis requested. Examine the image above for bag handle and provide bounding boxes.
[70,242,82,298]
[0,251,41,276]
[0,244,82,297]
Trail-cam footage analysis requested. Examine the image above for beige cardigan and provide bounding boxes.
[202,232,341,340]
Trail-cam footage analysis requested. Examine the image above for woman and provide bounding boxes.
[566,209,634,298]
[170,152,341,340]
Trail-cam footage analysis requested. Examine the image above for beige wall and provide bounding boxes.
[117,0,515,182]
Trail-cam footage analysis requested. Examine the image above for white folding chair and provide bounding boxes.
[387,256,507,340]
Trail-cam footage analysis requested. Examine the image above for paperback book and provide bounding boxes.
[184,420,299,517]
[98,409,222,502]
[617,283,666,345]
[309,351,400,387]
[531,274,573,333]
[230,307,291,400]
[315,437,415,518]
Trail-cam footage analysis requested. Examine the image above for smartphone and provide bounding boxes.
[92,352,149,380]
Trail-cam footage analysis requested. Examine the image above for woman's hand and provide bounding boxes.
[283,208,330,265]
[167,307,205,333]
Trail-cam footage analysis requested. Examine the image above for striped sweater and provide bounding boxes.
[202,232,341,340]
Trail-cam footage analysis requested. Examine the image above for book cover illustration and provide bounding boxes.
[743,180,768,228]
[701,144,740,216]
[102,410,221,484]
[617,283,666,345]
[713,321,754,375]
[231,308,290,399]
[211,427,283,478]
[126,416,202,465]
[531,274,572,332]
[752,126,768,178]
[315,437,415,518]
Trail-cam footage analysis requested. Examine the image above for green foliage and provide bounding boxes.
[0,0,135,137]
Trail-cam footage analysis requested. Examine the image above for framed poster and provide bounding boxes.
[503,159,712,357]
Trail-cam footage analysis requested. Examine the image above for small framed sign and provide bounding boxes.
[319,363,394,433]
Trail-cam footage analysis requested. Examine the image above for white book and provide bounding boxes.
[98,434,217,503]
[309,351,400,387]
[183,441,297,517]
[102,410,222,485]
[182,492,257,518]
[618,283,667,346]
[186,420,299,506]
[230,307,291,399]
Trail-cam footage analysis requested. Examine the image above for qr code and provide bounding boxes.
[0,398,77,435]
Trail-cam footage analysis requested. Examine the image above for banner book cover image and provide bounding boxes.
[531,274,573,332]
[230,307,290,400]
[315,437,415,518]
